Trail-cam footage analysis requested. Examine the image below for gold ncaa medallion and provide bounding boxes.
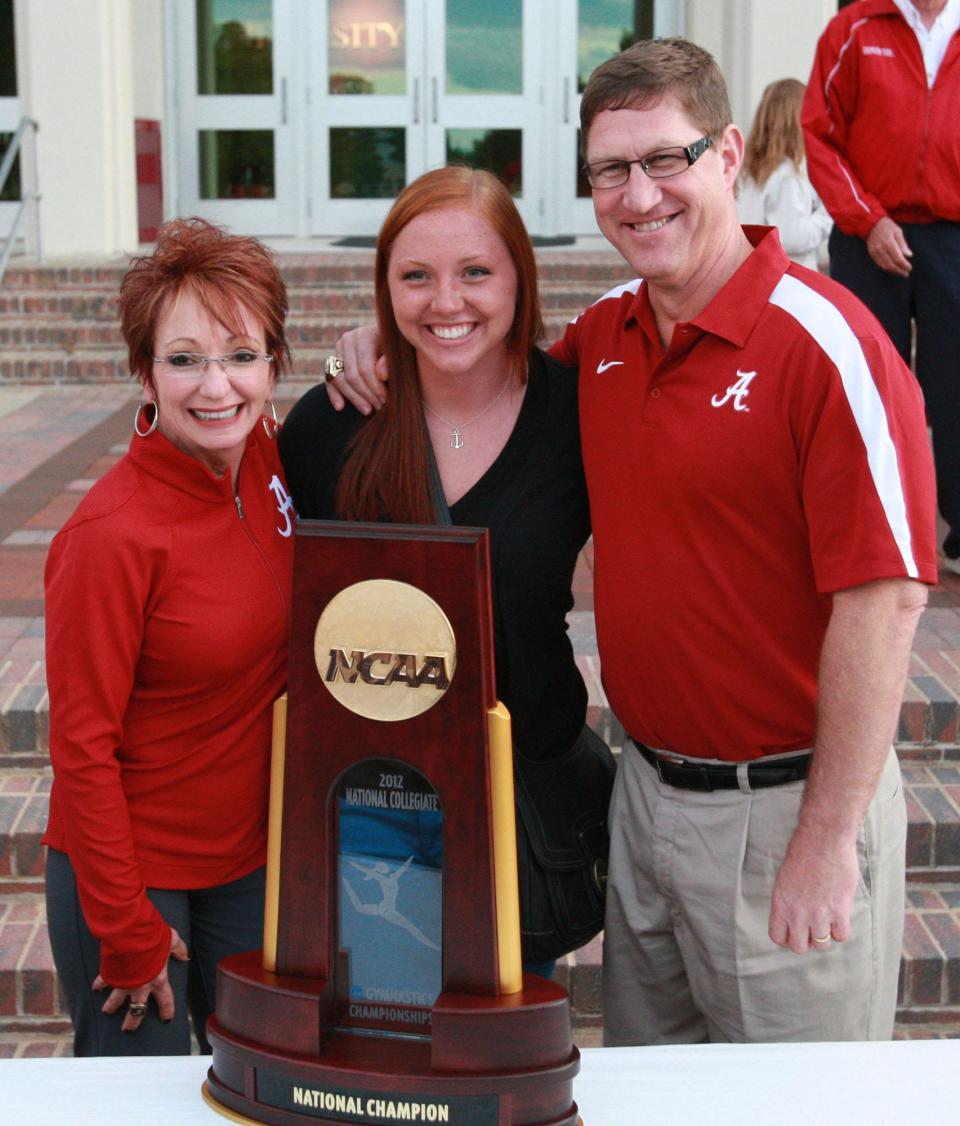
[314,579,457,722]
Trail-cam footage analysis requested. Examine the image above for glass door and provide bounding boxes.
[552,0,683,236]
[0,0,21,241]
[172,0,299,235]
[425,0,544,233]
[310,0,425,234]
[309,0,544,236]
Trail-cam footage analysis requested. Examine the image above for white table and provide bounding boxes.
[3,1041,958,1125]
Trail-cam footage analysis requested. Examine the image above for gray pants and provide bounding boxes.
[45,848,265,1056]
[602,746,906,1044]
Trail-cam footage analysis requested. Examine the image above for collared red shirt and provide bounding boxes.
[550,226,937,761]
[892,0,960,83]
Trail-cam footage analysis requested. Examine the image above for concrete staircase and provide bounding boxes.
[1,255,959,1053]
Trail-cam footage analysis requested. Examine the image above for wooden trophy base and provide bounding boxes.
[204,952,581,1126]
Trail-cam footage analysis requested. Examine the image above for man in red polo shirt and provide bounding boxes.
[326,37,936,1046]
[552,37,935,1045]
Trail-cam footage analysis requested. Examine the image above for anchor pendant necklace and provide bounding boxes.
[423,378,512,449]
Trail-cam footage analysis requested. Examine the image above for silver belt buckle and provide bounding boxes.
[653,749,684,782]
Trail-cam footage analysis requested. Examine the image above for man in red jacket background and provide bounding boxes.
[802,0,960,575]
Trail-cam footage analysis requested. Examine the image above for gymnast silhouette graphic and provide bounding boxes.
[342,856,440,950]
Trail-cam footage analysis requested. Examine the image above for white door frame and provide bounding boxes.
[551,0,687,237]
[169,0,299,235]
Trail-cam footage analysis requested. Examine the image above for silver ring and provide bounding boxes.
[323,355,345,383]
[128,1001,148,1018]
[811,933,832,944]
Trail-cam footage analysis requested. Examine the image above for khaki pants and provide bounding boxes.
[602,745,906,1045]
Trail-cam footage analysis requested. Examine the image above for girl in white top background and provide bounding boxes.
[738,78,832,270]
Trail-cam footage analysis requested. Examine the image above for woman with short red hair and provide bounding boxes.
[43,218,294,1055]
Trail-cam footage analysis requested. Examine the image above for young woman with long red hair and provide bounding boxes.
[280,167,614,973]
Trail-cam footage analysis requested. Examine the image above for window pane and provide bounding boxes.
[446,129,522,197]
[446,0,521,95]
[578,0,653,92]
[0,0,15,97]
[0,134,20,202]
[329,0,405,95]
[198,129,275,198]
[196,0,273,95]
[330,127,406,198]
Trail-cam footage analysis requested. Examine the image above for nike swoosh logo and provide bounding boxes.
[597,359,624,374]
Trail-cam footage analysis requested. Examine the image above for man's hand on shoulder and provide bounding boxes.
[866,217,913,277]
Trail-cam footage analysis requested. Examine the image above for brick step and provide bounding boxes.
[1,252,630,291]
[0,894,65,1030]
[899,885,960,1017]
[3,612,957,762]
[0,293,119,319]
[2,638,957,765]
[2,892,958,1040]
[0,772,48,892]
[0,301,589,349]
[0,283,598,328]
[0,350,131,382]
[2,763,957,896]
[902,762,960,880]
[0,320,360,350]
[0,325,578,383]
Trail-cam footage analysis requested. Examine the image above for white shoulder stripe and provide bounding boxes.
[569,277,643,325]
[768,273,919,578]
[823,16,870,122]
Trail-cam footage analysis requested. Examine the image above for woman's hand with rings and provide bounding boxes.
[92,926,189,1032]
[324,326,389,415]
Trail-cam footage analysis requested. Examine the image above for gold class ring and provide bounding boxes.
[323,355,345,383]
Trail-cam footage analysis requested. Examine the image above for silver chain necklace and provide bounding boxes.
[423,379,512,449]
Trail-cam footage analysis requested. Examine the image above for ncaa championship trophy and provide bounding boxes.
[203,522,581,1126]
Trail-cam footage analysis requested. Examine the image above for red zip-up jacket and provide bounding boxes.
[802,0,960,238]
[44,423,293,989]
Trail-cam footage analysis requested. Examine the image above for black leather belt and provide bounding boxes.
[632,741,811,792]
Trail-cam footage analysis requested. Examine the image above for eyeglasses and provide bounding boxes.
[152,351,274,377]
[584,135,713,190]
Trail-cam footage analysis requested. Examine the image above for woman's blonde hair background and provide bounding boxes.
[742,78,807,188]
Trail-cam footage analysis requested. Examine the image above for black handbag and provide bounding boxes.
[514,725,617,964]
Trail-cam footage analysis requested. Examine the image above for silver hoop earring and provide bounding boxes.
[134,402,159,438]
[262,400,279,438]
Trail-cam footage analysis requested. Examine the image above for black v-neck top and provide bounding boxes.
[279,348,591,761]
